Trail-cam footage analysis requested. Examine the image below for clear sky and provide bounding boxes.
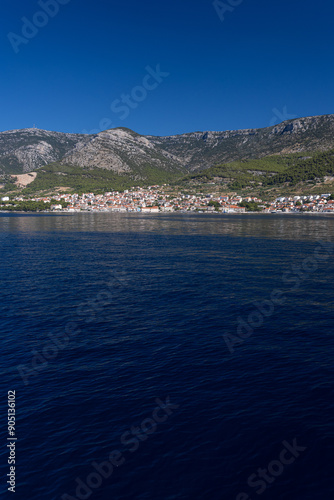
[1,0,333,136]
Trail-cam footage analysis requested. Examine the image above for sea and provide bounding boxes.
[0,212,333,500]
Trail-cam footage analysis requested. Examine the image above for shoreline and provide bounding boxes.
[1,210,333,216]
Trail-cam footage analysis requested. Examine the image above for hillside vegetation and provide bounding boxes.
[177,150,334,193]
[21,162,182,195]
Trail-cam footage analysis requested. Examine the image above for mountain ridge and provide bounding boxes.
[1,114,334,193]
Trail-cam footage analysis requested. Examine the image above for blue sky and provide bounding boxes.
[1,0,333,136]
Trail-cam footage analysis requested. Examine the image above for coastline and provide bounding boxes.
[1,210,333,216]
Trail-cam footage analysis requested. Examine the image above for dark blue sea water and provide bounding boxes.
[1,213,333,500]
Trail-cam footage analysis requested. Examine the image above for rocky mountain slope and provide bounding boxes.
[149,114,334,171]
[61,128,183,175]
[1,114,334,180]
[0,128,89,174]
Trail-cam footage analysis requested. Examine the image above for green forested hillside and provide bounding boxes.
[262,150,334,187]
[20,162,182,195]
[177,150,334,192]
[3,150,334,197]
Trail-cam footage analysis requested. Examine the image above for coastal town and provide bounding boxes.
[1,186,334,213]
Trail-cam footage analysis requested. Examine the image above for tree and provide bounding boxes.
[208,200,220,209]
[239,201,261,212]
